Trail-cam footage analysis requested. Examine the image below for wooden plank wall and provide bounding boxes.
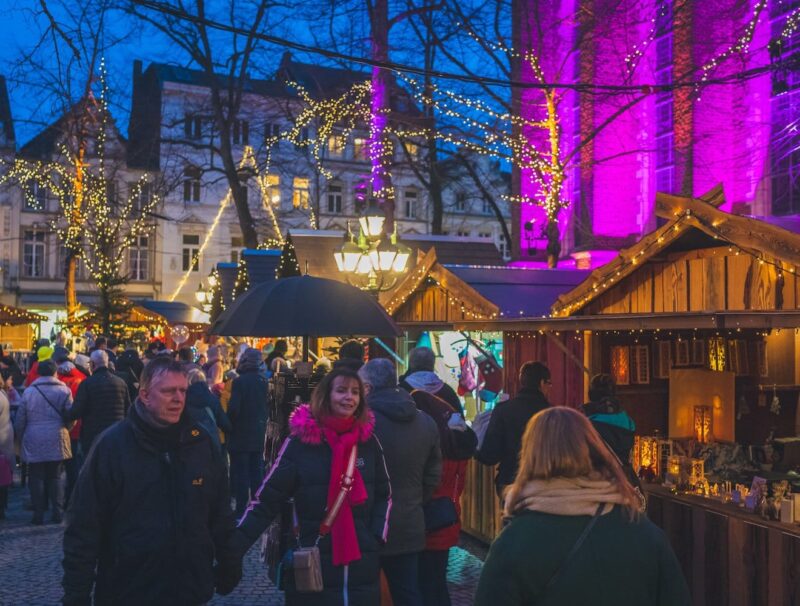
[393,284,479,323]
[460,460,503,543]
[585,247,793,314]
[648,491,800,606]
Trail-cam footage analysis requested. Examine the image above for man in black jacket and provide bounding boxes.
[360,358,441,606]
[62,357,239,605]
[66,350,131,454]
[227,347,269,517]
[476,361,551,499]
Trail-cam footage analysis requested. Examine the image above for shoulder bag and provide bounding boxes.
[33,384,74,431]
[288,443,358,593]
[539,503,604,598]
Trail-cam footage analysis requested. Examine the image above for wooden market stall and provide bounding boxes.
[0,304,45,351]
[458,186,800,601]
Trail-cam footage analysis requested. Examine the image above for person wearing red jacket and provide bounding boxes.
[406,388,477,606]
[55,355,86,504]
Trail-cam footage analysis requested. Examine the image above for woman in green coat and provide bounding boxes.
[475,407,690,606]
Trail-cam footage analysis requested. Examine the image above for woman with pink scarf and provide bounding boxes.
[229,367,391,605]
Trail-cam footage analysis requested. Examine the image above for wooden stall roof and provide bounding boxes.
[82,304,167,327]
[0,304,45,326]
[379,248,499,323]
[551,186,800,317]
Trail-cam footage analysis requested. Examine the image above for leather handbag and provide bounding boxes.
[290,444,358,593]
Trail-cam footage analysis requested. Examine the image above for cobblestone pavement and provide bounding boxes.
[0,481,484,605]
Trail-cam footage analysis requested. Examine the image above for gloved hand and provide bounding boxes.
[214,558,243,596]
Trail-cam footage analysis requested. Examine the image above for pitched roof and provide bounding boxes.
[447,265,590,318]
[551,185,800,317]
[19,96,126,160]
[0,76,15,148]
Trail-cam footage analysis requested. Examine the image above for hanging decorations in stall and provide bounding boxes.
[172,324,190,347]
[693,405,713,443]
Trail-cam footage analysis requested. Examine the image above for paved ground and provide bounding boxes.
[0,479,484,605]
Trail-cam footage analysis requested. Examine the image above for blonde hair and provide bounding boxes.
[505,406,639,519]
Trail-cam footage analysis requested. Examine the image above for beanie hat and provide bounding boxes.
[37,346,54,362]
[237,347,263,373]
[58,361,76,374]
[74,354,91,369]
[52,346,71,364]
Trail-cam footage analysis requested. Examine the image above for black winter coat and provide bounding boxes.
[475,386,549,492]
[232,404,391,606]
[185,382,231,451]
[62,401,235,606]
[66,367,131,451]
[368,387,442,556]
[227,369,269,452]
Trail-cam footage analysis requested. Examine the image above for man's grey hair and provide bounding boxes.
[358,358,397,390]
[140,356,187,393]
[90,349,109,369]
[187,368,207,385]
[408,346,435,372]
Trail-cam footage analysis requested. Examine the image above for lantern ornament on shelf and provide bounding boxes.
[633,435,660,480]
[666,455,682,486]
[693,405,713,443]
[690,458,706,487]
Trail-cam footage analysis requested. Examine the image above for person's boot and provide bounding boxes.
[29,476,45,525]
[49,476,65,523]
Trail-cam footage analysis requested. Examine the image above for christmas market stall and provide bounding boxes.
[0,304,45,351]
[138,300,210,350]
[459,186,800,604]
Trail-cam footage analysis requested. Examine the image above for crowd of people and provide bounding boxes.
[0,334,692,605]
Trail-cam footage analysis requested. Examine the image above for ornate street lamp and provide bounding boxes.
[334,201,410,293]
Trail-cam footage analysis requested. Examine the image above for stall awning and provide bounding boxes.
[138,300,209,326]
[454,310,800,332]
[0,304,45,326]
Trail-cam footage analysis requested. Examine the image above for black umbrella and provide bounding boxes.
[210,275,401,338]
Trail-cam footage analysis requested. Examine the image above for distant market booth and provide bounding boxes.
[0,304,46,351]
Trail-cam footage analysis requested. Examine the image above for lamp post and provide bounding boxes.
[333,200,410,293]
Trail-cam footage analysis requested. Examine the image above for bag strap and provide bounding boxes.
[32,384,67,419]
[318,444,358,538]
[542,503,604,594]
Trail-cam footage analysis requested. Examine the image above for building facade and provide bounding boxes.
[513,0,800,266]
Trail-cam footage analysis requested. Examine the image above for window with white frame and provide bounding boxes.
[232,120,249,145]
[478,232,492,238]
[403,189,418,218]
[264,122,281,141]
[293,177,310,208]
[129,236,149,281]
[327,181,343,213]
[457,229,470,237]
[498,234,510,260]
[353,177,369,213]
[454,191,467,212]
[182,234,200,272]
[328,134,345,158]
[25,182,48,211]
[265,174,280,206]
[183,167,201,203]
[129,181,153,215]
[184,114,202,140]
[481,199,492,215]
[23,229,46,277]
[353,137,368,161]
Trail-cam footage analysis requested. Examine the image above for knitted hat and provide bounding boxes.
[74,354,91,369]
[37,346,54,362]
[52,346,71,364]
[237,347,263,372]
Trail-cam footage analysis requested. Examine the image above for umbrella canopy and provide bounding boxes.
[210,275,401,337]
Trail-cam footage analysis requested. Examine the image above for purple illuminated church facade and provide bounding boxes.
[511,0,799,268]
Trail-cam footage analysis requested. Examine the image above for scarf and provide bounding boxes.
[320,415,368,566]
[505,473,627,518]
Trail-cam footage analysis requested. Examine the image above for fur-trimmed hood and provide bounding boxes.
[289,403,375,445]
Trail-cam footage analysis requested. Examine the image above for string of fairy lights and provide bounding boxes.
[0,61,161,309]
